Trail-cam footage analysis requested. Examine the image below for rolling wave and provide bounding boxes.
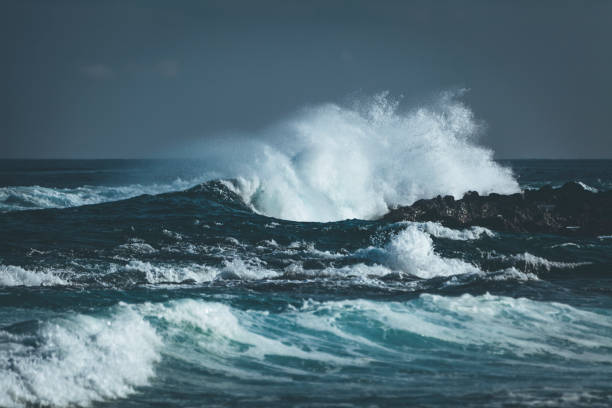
[2,295,611,406]
[0,178,197,212]
[0,306,160,407]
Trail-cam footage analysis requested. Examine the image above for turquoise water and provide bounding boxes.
[1,160,611,407]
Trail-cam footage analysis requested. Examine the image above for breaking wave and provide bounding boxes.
[212,92,519,221]
[0,223,542,288]
[0,265,68,287]
[0,179,196,212]
[354,224,482,279]
[3,295,610,406]
[0,306,161,407]
[1,93,520,222]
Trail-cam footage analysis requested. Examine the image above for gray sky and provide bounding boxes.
[1,0,611,159]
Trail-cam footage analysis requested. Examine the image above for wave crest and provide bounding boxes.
[210,92,519,221]
[0,179,196,212]
[0,306,161,407]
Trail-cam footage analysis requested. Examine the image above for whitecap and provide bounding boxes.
[406,221,495,240]
[0,306,161,407]
[0,265,67,287]
[0,178,198,212]
[296,294,612,361]
[355,225,481,278]
[190,92,519,222]
[577,181,598,193]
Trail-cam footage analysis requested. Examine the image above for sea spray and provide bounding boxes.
[199,92,519,221]
[1,159,611,407]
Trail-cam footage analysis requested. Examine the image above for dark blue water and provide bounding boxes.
[1,159,611,408]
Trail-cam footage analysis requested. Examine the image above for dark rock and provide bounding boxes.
[382,182,612,236]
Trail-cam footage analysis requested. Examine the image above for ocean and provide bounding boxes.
[0,157,611,408]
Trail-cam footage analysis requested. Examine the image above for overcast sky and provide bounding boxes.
[1,0,611,159]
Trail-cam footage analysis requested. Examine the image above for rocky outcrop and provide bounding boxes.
[382,182,612,235]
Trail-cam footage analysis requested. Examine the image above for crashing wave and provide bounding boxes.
[354,225,482,279]
[0,306,161,407]
[3,295,610,407]
[1,93,521,222]
[188,92,519,222]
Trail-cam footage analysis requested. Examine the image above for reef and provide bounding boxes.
[382,182,612,236]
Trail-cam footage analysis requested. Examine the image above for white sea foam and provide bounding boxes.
[0,178,196,212]
[193,92,519,221]
[142,299,358,379]
[502,252,591,270]
[162,229,183,240]
[440,267,540,287]
[2,93,519,221]
[297,294,612,361]
[283,262,393,280]
[217,258,279,280]
[0,265,67,287]
[355,225,481,278]
[140,295,612,380]
[110,257,279,284]
[550,242,581,248]
[0,257,281,288]
[577,181,598,193]
[485,267,539,281]
[117,239,158,254]
[116,260,218,284]
[284,241,345,259]
[0,306,161,407]
[408,221,495,240]
[4,293,609,407]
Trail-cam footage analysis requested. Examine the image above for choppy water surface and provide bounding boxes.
[1,158,611,408]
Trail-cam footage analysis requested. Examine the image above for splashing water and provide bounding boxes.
[0,93,519,222]
[1,156,612,408]
[208,92,519,221]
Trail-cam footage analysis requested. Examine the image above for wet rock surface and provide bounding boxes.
[382,182,612,235]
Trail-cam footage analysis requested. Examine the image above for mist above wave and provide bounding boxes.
[196,92,519,221]
[1,92,519,221]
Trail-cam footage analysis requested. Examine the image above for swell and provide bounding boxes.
[0,178,199,212]
[0,306,161,407]
[4,177,610,235]
[2,295,611,407]
[1,218,600,290]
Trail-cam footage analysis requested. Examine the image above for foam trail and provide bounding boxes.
[577,181,598,193]
[0,265,67,287]
[410,221,495,240]
[297,294,612,361]
[0,178,197,212]
[484,252,592,271]
[202,92,519,221]
[2,297,610,407]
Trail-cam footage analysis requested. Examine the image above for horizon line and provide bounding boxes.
[1,157,612,161]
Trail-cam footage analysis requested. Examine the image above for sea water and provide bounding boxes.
[1,95,611,407]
